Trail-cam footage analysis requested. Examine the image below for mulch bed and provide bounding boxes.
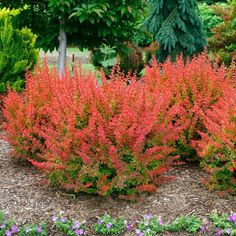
[0,133,235,235]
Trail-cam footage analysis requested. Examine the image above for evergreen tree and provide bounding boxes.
[145,0,207,62]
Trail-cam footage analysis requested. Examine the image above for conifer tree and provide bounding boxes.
[145,0,207,62]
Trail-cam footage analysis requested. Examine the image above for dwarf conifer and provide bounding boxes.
[145,0,207,62]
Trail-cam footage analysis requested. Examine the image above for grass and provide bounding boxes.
[39,47,97,74]
[40,47,90,58]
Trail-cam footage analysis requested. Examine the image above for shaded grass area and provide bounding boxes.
[39,47,97,74]
[40,47,90,58]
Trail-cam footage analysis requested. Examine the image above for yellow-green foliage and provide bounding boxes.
[0,7,20,19]
[0,8,38,93]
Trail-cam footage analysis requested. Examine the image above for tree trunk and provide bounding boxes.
[58,17,67,76]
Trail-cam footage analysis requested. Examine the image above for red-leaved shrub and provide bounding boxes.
[194,87,236,194]
[4,53,235,196]
[0,95,5,126]
[3,66,53,161]
[3,64,181,197]
[144,54,233,160]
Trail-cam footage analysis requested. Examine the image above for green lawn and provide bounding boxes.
[39,47,90,58]
[39,47,97,74]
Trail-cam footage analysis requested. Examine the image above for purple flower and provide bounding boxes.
[5,230,12,236]
[97,219,102,225]
[0,223,6,229]
[228,213,236,224]
[144,213,152,220]
[106,223,112,229]
[216,229,222,235]
[37,225,43,233]
[11,225,19,233]
[135,229,144,236]
[200,225,206,232]
[75,229,84,235]
[51,215,57,222]
[159,218,164,225]
[60,217,66,223]
[225,228,231,235]
[126,223,132,231]
[73,221,81,229]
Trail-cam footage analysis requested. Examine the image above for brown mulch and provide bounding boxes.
[0,135,235,236]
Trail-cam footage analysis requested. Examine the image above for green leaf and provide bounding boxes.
[101,57,117,67]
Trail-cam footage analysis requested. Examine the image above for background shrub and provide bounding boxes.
[198,3,223,38]
[90,43,145,76]
[118,42,145,75]
[0,8,38,93]
[4,64,181,198]
[198,0,227,4]
[208,1,236,66]
[90,45,117,76]
[143,41,159,65]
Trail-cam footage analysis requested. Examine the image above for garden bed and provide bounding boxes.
[0,134,235,235]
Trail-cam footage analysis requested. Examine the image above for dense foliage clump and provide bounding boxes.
[145,54,233,161]
[3,63,182,198]
[194,87,236,193]
[0,8,38,93]
[208,0,236,66]
[198,3,223,37]
[3,53,236,196]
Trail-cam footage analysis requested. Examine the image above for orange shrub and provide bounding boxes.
[144,54,233,160]
[194,87,236,193]
[3,64,181,197]
[4,53,235,196]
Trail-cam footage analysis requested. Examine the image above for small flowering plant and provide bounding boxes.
[136,213,165,236]
[210,211,236,235]
[167,215,202,233]
[52,211,86,236]
[228,213,236,225]
[18,223,47,236]
[0,211,18,236]
[93,214,128,235]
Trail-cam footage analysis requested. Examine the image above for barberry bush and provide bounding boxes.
[3,63,181,198]
[3,64,53,161]
[194,87,236,194]
[144,54,233,161]
[4,53,235,196]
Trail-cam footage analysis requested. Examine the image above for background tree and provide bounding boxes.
[0,0,145,74]
[145,0,207,62]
